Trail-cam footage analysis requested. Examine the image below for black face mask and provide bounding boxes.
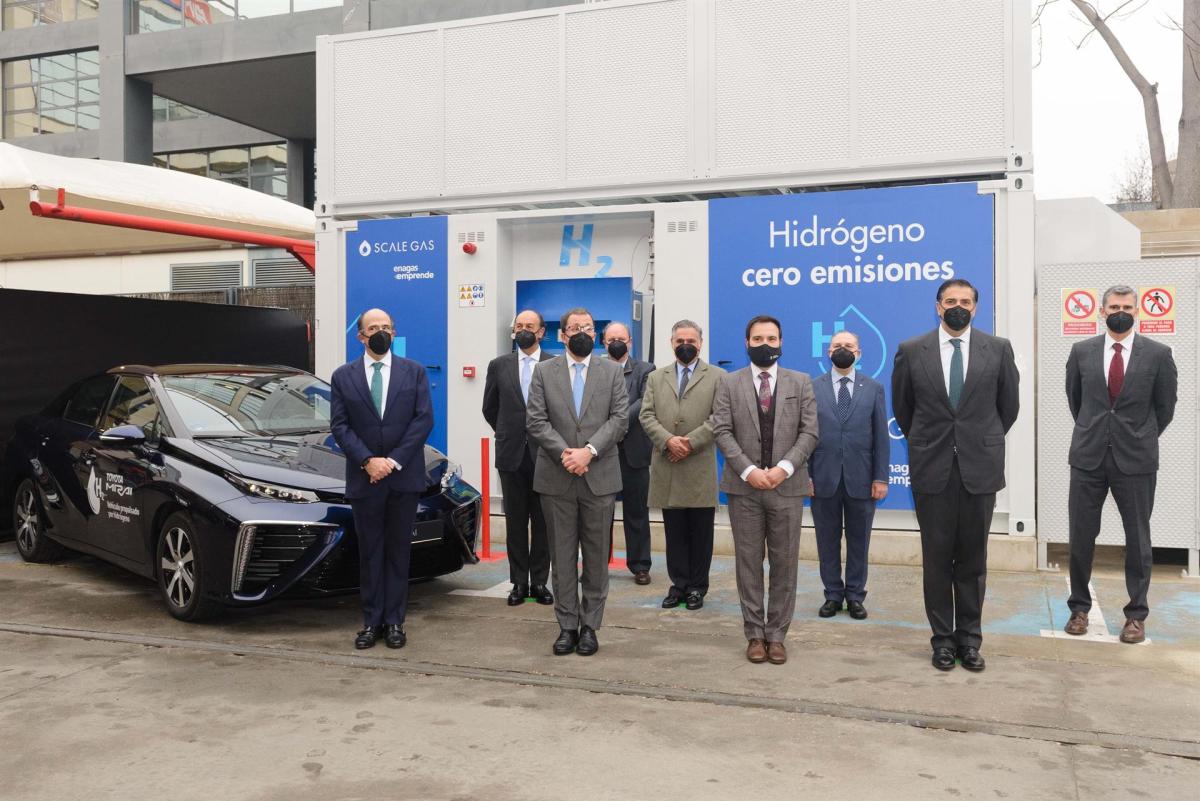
[513,329,537,350]
[606,340,628,360]
[674,343,698,364]
[747,344,781,368]
[830,347,857,369]
[942,306,972,332]
[568,332,594,358]
[1105,311,1134,334]
[367,330,392,356]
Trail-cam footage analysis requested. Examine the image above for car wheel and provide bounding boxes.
[12,479,64,563]
[156,512,222,622]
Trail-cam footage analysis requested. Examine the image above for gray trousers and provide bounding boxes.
[727,491,804,642]
[541,478,616,632]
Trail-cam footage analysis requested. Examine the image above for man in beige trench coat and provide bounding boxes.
[639,319,725,611]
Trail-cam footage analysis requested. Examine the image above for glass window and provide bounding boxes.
[209,147,249,186]
[156,142,287,199]
[2,1,98,30]
[168,151,207,177]
[102,377,164,440]
[152,94,207,123]
[162,372,331,437]
[1,50,99,138]
[64,376,117,429]
[135,1,181,32]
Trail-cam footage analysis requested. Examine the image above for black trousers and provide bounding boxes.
[1068,449,1156,621]
[913,458,994,650]
[616,449,652,573]
[352,489,418,628]
[662,507,715,595]
[811,478,876,603]
[498,448,550,587]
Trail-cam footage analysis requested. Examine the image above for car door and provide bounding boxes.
[39,375,118,543]
[91,375,168,565]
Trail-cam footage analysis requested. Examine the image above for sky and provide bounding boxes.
[1033,0,1185,201]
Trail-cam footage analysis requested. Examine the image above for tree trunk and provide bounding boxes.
[1071,0,1174,207]
[1173,0,1200,208]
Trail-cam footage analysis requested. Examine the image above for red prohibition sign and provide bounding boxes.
[1141,288,1173,317]
[1064,291,1095,319]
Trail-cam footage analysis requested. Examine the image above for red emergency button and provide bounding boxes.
[462,366,476,378]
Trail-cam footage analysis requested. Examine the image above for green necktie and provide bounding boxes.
[370,361,384,416]
[948,339,964,409]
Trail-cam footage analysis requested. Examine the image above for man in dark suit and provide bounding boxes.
[892,279,1019,672]
[601,321,655,584]
[1064,285,1177,644]
[711,315,819,665]
[482,310,555,607]
[810,330,890,621]
[526,307,628,657]
[330,308,434,650]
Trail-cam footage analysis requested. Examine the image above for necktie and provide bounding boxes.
[370,361,384,416]
[1108,342,1125,406]
[572,362,585,417]
[758,371,772,413]
[948,339,964,409]
[678,366,691,398]
[837,376,852,422]
[520,356,533,403]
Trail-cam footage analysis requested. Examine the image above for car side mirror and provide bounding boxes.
[100,425,147,445]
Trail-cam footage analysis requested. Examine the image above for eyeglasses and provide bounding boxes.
[363,324,394,334]
[565,324,595,335]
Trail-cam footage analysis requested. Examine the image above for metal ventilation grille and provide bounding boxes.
[456,232,487,243]
[170,262,242,292]
[252,258,315,287]
[666,220,699,233]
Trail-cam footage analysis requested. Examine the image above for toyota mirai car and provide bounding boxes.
[4,364,480,621]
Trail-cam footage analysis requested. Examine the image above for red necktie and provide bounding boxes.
[1108,342,1124,406]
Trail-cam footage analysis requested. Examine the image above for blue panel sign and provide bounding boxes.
[708,183,995,510]
[345,217,448,454]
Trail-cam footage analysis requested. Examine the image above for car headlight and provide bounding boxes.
[440,461,462,489]
[225,472,319,503]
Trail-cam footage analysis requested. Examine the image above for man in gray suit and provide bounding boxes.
[892,278,1020,673]
[526,307,629,657]
[1064,284,1177,644]
[640,320,725,610]
[711,314,819,665]
[810,330,890,621]
[601,321,656,584]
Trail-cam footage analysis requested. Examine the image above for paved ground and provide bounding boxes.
[0,537,1197,801]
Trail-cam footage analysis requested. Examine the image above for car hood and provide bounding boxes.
[170,433,449,492]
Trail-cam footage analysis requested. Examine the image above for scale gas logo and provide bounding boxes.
[809,304,888,378]
[358,240,371,258]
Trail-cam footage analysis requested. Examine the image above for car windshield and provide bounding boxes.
[161,372,332,437]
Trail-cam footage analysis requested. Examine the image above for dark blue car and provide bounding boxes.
[5,364,480,621]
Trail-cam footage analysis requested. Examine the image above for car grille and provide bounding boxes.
[451,500,480,548]
[240,526,322,592]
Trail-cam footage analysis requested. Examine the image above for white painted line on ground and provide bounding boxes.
[450,580,512,598]
[1040,577,1150,645]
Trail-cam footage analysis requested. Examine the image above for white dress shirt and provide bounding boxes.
[740,362,795,482]
[938,325,972,395]
[831,366,857,400]
[1103,330,1135,376]
[362,352,400,471]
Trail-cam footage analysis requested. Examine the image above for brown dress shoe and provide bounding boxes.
[766,641,787,665]
[1064,611,1089,636]
[746,639,767,663]
[634,571,651,585]
[1119,618,1146,644]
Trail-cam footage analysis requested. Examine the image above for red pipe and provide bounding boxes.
[29,189,316,272]
[480,436,492,559]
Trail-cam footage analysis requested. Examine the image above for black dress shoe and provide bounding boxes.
[818,600,842,618]
[355,625,384,650]
[685,591,704,610]
[662,589,685,609]
[576,626,599,656]
[507,584,529,606]
[531,584,553,605]
[385,624,407,649]
[932,647,957,671]
[847,600,868,620]
[957,646,986,672]
[552,628,578,656]
[634,571,651,585]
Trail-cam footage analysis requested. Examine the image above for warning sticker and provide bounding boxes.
[1061,288,1098,336]
[458,283,485,308]
[1138,286,1175,335]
